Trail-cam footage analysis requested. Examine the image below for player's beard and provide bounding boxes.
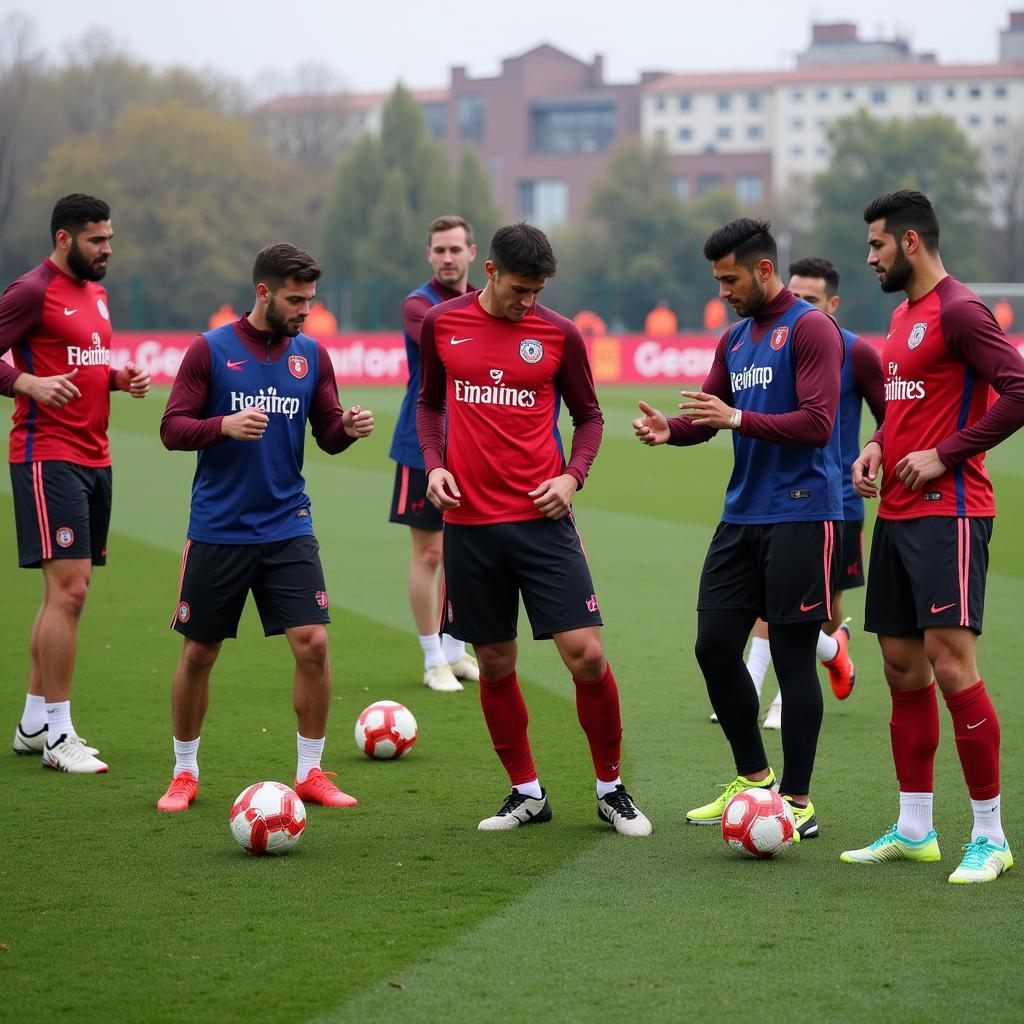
[736,276,767,318]
[67,238,107,281]
[265,295,303,336]
[878,246,913,293]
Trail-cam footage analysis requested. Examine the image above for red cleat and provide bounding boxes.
[823,623,856,700]
[157,770,199,812]
[295,767,358,808]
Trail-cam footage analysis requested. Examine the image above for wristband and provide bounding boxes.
[729,409,742,431]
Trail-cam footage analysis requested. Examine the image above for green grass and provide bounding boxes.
[2,386,1023,1023]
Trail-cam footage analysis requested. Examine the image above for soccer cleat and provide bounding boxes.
[294,768,358,807]
[478,788,552,831]
[948,837,1013,884]
[686,770,778,825]
[597,785,652,837]
[156,771,199,812]
[840,825,941,864]
[42,734,108,773]
[823,622,856,700]
[784,796,818,841]
[423,663,463,692]
[762,703,782,731]
[13,723,48,754]
[709,711,720,724]
[448,652,480,683]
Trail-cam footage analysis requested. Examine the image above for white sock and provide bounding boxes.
[746,636,772,697]
[419,633,446,669]
[296,733,325,783]
[817,630,839,662]
[20,694,46,734]
[45,700,74,745]
[970,795,1005,846]
[440,633,466,664]
[596,776,621,798]
[897,791,934,841]
[173,737,200,779]
[514,778,543,799]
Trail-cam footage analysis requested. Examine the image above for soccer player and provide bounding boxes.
[155,243,373,813]
[2,193,150,774]
[842,190,1024,883]
[634,218,844,841]
[742,257,884,731]
[417,223,651,837]
[389,215,480,692]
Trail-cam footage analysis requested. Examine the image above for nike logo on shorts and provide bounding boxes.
[226,359,247,371]
[930,602,956,614]
[449,336,474,345]
[799,600,822,612]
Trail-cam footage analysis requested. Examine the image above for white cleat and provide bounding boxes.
[42,734,108,773]
[448,652,480,682]
[478,788,552,830]
[709,711,719,724]
[763,703,782,731]
[597,785,653,837]
[13,723,48,754]
[423,663,463,692]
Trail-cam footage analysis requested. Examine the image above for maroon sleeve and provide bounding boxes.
[738,310,842,446]
[936,296,1024,465]
[309,344,357,454]
[553,321,603,488]
[852,338,885,426]
[416,306,447,473]
[0,276,43,396]
[401,293,432,347]
[159,337,227,451]
[666,331,731,446]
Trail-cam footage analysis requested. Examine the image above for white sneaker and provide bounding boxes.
[478,788,552,831]
[597,785,652,837]
[42,734,108,773]
[423,663,463,692]
[763,703,782,731]
[448,653,480,682]
[13,723,48,754]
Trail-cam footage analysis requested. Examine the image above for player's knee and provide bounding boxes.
[54,575,90,618]
[418,546,443,573]
[180,639,219,675]
[476,649,514,681]
[566,642,605,681]
[293,626,329,668]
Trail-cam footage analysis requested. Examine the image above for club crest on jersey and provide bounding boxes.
[519,339,543,364]
[908,322,927,349]
[96,298,109,321]
[177,601,190,623]
[288,354,308,379]
[315,590,328,609]
[770,326,789,350]
[55,526,74,548]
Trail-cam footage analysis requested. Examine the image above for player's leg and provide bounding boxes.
[819,519,862,700]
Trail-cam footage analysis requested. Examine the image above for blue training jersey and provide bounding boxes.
[187,324,319,544]
[722,299,843,524]
[837,328,865,522]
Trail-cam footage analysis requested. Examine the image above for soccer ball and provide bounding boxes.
[229,781,306,855]
[355,700,418,759]
[721,787,795,859]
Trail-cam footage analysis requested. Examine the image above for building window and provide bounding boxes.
[677,126,692,141]
[946,86,957,99]
[816,146,828,158]
[717,94,732,111]
[736,173,763,204]
[421,102,447,140]
[871,88,887,105]
[458,96,485,142]
[747,93,762,110]
[816,88,829,101]
[995,84,1007,99]
[792,89,804,102]
[968,86,982,99]
[747,124,763,140]
[915,86,931,104]
[816,118,828,130]
[678,94,691,111]
[791,118,804,130]
[698,174,725,195]
[993,142,1008,156]
[530,101,617,154]
[790,145,804,157]
[968,115,982,128]
[716,125,732,140]
[655,95,666,112]
[842,88,855,101]
[517,180,568,230]
[671,176,690,199]
[995,114,1008,127]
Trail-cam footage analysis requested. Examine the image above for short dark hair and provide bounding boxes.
[702,217,777,268]
[50,194,110,245]
[251,243,321,290]
[428,215,474,247]
[789,256,840,297]
[862,190,940,252]
[488,223,557,279]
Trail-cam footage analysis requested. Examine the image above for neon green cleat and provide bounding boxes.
[948,837,1013,884]
[784,796,818,842]
[686,770,777,825]
[840,825,940,864]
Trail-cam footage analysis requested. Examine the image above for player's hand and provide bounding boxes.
[894,447,945,492]
[852,441,882,498]
[633,401,670,445]
[222,408,269,441]
[679,390,733,430]
[528,473,578,520]
[426,467,461,510]
[343,404,374,439]
[14,368,80,408]
[117,361,151,398]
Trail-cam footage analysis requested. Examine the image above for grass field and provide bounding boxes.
[3,386,1023,1023]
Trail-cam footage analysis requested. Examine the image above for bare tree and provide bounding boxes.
[987,121,1024,280]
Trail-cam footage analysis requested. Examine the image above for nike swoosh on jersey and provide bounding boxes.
[226,359,247,371]
[930,602,956,614]
[64,308,77,316]
[449,336,474,345]
[799,600,823,612]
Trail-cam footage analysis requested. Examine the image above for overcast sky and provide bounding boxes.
[4,1,1018,96]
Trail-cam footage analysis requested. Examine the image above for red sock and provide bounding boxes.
[890,683,939,792]
[943,679,1001,801]
[572,662,622,783]
[479,671,536,786]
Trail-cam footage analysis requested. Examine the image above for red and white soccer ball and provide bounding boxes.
[355,700,418,759]
[229,781,307,855]
[721,787,795,859]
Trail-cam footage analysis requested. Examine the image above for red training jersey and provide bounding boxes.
[875,275,1024,520]
[417,293,603,525]
[0,259,116,466]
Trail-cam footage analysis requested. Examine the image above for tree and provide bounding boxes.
[455,146,504,259]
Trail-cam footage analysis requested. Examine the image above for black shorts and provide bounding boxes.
[171,535,330,643]
[10,461,112,568]
[388,463,443,531]
[697,520,842,625]
[837,519,865,591]
[864,517,990,637]
[441,516,603,644]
